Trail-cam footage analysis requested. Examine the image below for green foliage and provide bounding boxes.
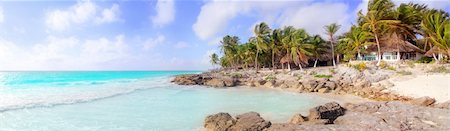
[396,70,412,75]
[427,66,450,73]
[387,66,396,71]
[231,73,243,78]
[264,74,277,81]
[352,62,367,71]
[314,74,333,79]
[378,61,388,69]
[329,69,337,74]
[416,57,433,63]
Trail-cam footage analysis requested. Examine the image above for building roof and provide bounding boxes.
[365,33,424,53]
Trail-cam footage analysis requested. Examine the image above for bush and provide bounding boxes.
[427,66,450,73]
[314,74,332,79]
[416,57,433,63]
[378,61,388,69]
[352,62,367,71]
[264,74,277,81]
[329,69,336,74]
[396,70,412,75]
[387,66,396,71]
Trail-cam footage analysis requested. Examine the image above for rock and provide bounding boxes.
[254,79,267,87]
[308,102,345,124]
[264,80,275,88]
[303,80,318,91]
[353,79,370,89]
[324,81,336,90]
[410,96,436,106]
[434,100,450,109]
[223,77,236,87]
[318,88,330,93]
[289,114,306,124]
[205,78,225,87]
[230,112,271,131]
[204,112,236,131]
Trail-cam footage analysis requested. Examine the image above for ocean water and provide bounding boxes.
[0,71,335,130]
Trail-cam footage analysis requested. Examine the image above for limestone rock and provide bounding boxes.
[410,96,436,106]
[434,100,450,109]
[289,114,306,124]
[318,88,330,93]
[205,78,225,87]
[230,112,271,131]
[204,112,236,131]
[308,102,345,124]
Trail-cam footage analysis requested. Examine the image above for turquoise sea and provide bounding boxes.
[0,71,335,130]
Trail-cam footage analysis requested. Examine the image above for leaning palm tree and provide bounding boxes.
[345,26,374,60]
[324,23,341,68]
[421,11,450,60]
[283,28,311,71]
[210,53,219,69]
[219,35,240,68]
[253,22,271,72]
[359,0,400,66]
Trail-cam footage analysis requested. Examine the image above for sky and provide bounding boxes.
[0,0,448,71]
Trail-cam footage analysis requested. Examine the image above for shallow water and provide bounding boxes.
[0,71,337,130]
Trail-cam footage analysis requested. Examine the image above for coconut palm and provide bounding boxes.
[344,26,374,60]
[283,28,311,71]
[220,35,240,68]
[421,11,450,59]
[308,35,328,68]
[253,22,271,72]
[210,53,219,68]
[269,29,282,70]
[324,23,341,67]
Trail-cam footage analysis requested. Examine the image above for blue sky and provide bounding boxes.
[0,0,448,71]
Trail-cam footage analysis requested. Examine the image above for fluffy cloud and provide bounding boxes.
[393,0,450,10]
[142,35,166,50]
[0,35,130,70]
[192,1,350,41]
[152,0,175,27]
[279,2,351,37]
[95,4,121,24]
[45,1,120,31]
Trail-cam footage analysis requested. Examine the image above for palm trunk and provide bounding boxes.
[314,59,318,68]
[336,54,340,64]
[374,33,382,66]
[330,39,336,68]
[287,62,291,71]
[432,53,438,61]
[272,50,275,71]
[255,49,259,73]
[298,63,303,72]
[357,51,362,60]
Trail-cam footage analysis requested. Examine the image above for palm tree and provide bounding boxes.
[344,26,374,60]
[324,23,341,68]
[269,29,282,70]
[308,35,328,68]
[359,0,400,65]
[421,11,450,60]
[253,22,271,72]
[220,35,240,68]
[210,53,219,68]
[282,27,311,71]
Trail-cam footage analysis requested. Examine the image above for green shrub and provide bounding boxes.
[387,66,396,71]
[352,62,367,71]
[396,70,412,75]
[231,73,243,78]
[264,74,277,81]
[329,69,336,74]
[416,57,433,63]
[427,66,450,73]
[314,74,332,79]
[378,61,388,69]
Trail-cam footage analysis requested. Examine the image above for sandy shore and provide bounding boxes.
[389,74,450,103]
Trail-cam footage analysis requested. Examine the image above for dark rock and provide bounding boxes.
[308,102,345,124]
[204,112,236,131]
[324,81,336,90]
[230,112,271,131]
[410,96,436,106]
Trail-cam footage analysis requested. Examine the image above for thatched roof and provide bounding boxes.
[366,33,424,53]
[425,46,450,57]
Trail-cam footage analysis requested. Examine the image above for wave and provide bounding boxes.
[0,76,172,112]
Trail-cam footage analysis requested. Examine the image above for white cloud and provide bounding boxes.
[45,1,120,31]
[393,0,450,10]
[279,2,351,37]
[142,35,166,50]
[95,4,121,24]
[174,41,189,49]
[152,0,175,27]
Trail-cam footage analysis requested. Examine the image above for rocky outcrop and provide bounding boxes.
[230,112,271,131]
[204,112,235,131]
[204,101,450,131]
[435,100,450,109]
[307,102,345,124]
[204,112,271,131]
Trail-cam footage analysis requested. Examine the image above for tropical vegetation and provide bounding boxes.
[211,0,450,71]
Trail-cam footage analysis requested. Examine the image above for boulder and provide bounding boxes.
[410,96,436,106]
[223,77,236,87]
[308,102,345,124]
[289,114,306,124]
[204,112,236,131]
[205,78,225,87]
[324,81,336,90]
[264,80,275,88]
[264,123,298,131]
[230,112,271,131]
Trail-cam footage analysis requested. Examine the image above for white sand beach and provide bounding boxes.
[389,74,450,103]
